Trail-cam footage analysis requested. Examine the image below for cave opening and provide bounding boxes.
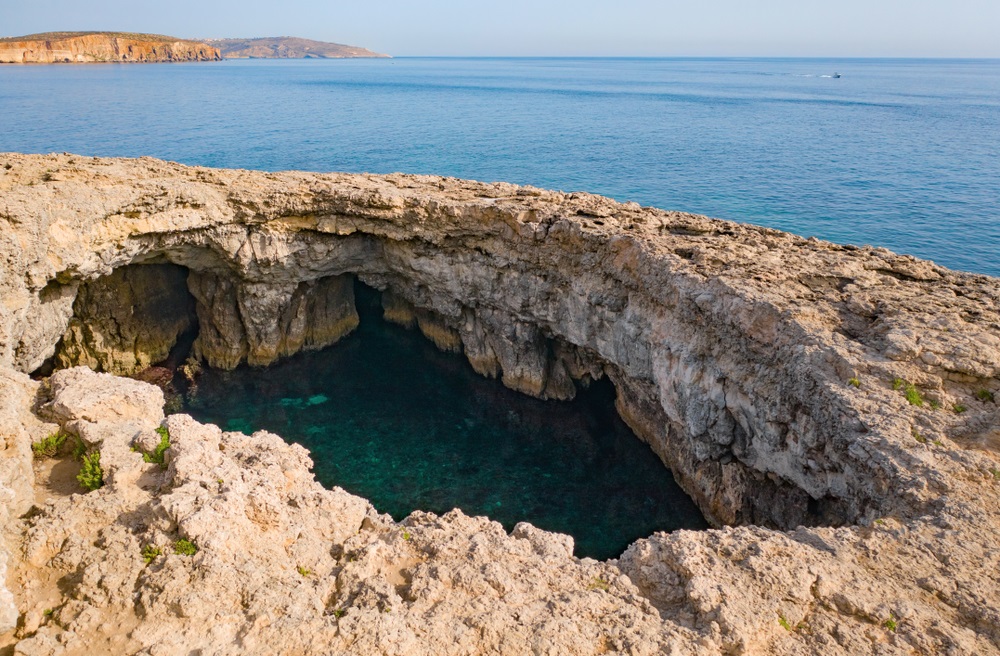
[176,281,709,559]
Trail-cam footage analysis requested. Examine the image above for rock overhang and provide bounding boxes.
[0,153,999,654]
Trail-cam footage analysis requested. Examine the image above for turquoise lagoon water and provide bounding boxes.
[0,57,998,276]
[179,285,709,559]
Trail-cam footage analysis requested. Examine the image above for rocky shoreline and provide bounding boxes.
[1,153,999,654]
[0,33,220,64]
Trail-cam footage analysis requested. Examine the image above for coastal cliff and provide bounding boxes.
[0,154,998,655]
[0,32,221,64]
[208,36,389,59]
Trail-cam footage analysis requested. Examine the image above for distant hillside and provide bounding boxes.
[0,32,221,63]
[208,36,389,59]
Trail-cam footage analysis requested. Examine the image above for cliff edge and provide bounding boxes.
[0,154,998,655]
[0,32,221,64]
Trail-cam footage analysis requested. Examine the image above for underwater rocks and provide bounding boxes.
[0,153,999,654]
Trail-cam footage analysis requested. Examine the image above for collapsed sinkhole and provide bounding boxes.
[36,260,852,557]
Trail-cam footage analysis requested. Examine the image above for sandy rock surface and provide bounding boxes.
[0,153,997,654]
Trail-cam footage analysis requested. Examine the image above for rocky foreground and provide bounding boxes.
[0,33,221,64]
[0,153,999,654]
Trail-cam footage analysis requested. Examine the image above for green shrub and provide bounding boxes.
[31,432,67,459]
[953,404,967,414]
[142,544,162,565]
[848,377,861,388]
[297,565,312,578]
[71,437,87,460]
[976,389,995,403]
[77,452,103,491]
[174,539,198,556]
[904,384,924,407]
[892,378,905,391]
[142,425,171,466]
[883,614,898,632]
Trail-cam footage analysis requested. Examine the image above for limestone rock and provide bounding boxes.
[0,32,221,64]
[0,154,998,654]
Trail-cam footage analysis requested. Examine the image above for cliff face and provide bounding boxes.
[0,32,221,64]
[208,36,389,59]
[0,154,999,655]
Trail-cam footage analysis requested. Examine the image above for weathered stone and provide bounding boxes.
[0,153,998,654]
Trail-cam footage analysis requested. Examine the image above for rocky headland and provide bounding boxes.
[207,37,389,59]
[0,153,998,654]
[0,33,221,64]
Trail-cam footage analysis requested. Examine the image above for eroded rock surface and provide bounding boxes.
[0,33,221,64]
[0,153,998,654]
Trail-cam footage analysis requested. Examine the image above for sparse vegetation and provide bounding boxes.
[883,614,898,632]
[297,565,312,578]
[142,544,162,565]
[587,577,610,592]
[989,468,1000,481]
[778,614,792,631]
[332,608,346,618]
[953,404,967,414]
[928,399,941,410]
[848,377,861,388]
[904,384,924,407]
[31,431,67,459]
[892,378,905,391]
[77,452,103,491]
[976,389,995,403]
[142,425,171,466]
[71,437,87,460]
[174,539,198,556]
[912,429,927,444]
[402,529,412,541]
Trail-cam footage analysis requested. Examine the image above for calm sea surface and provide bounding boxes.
[1,57,998,275]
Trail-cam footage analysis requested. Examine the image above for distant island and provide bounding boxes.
[207,36,389,59]
[0,32,220,63]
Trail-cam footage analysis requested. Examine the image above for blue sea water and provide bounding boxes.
[1,57,998,276]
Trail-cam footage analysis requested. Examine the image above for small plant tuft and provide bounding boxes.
[928,399,941,410]
[989,468,1000,481]
[31,431,67,459]
[904,384,924,407]
[142,425,171,466]
[297,565,312,578]
[77,452,103,491]
[883,614,898,632]
[953,404,967,414]
[332,608,345,618]
[588,577,610,592]
[401,529,412,541]
[892,378,905,391]
[912,429,927,444]
[71,437,87,460]
[174,538,198,556]
[778,614,792,631]
[976,389,995,403]
[142,544,162,565]
[848,377,861,388]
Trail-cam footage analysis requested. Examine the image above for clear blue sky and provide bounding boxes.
[3,0,999,57]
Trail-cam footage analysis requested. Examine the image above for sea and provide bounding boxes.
[1,57,998,276]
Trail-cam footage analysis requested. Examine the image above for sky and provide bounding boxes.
[2,0,999,58]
